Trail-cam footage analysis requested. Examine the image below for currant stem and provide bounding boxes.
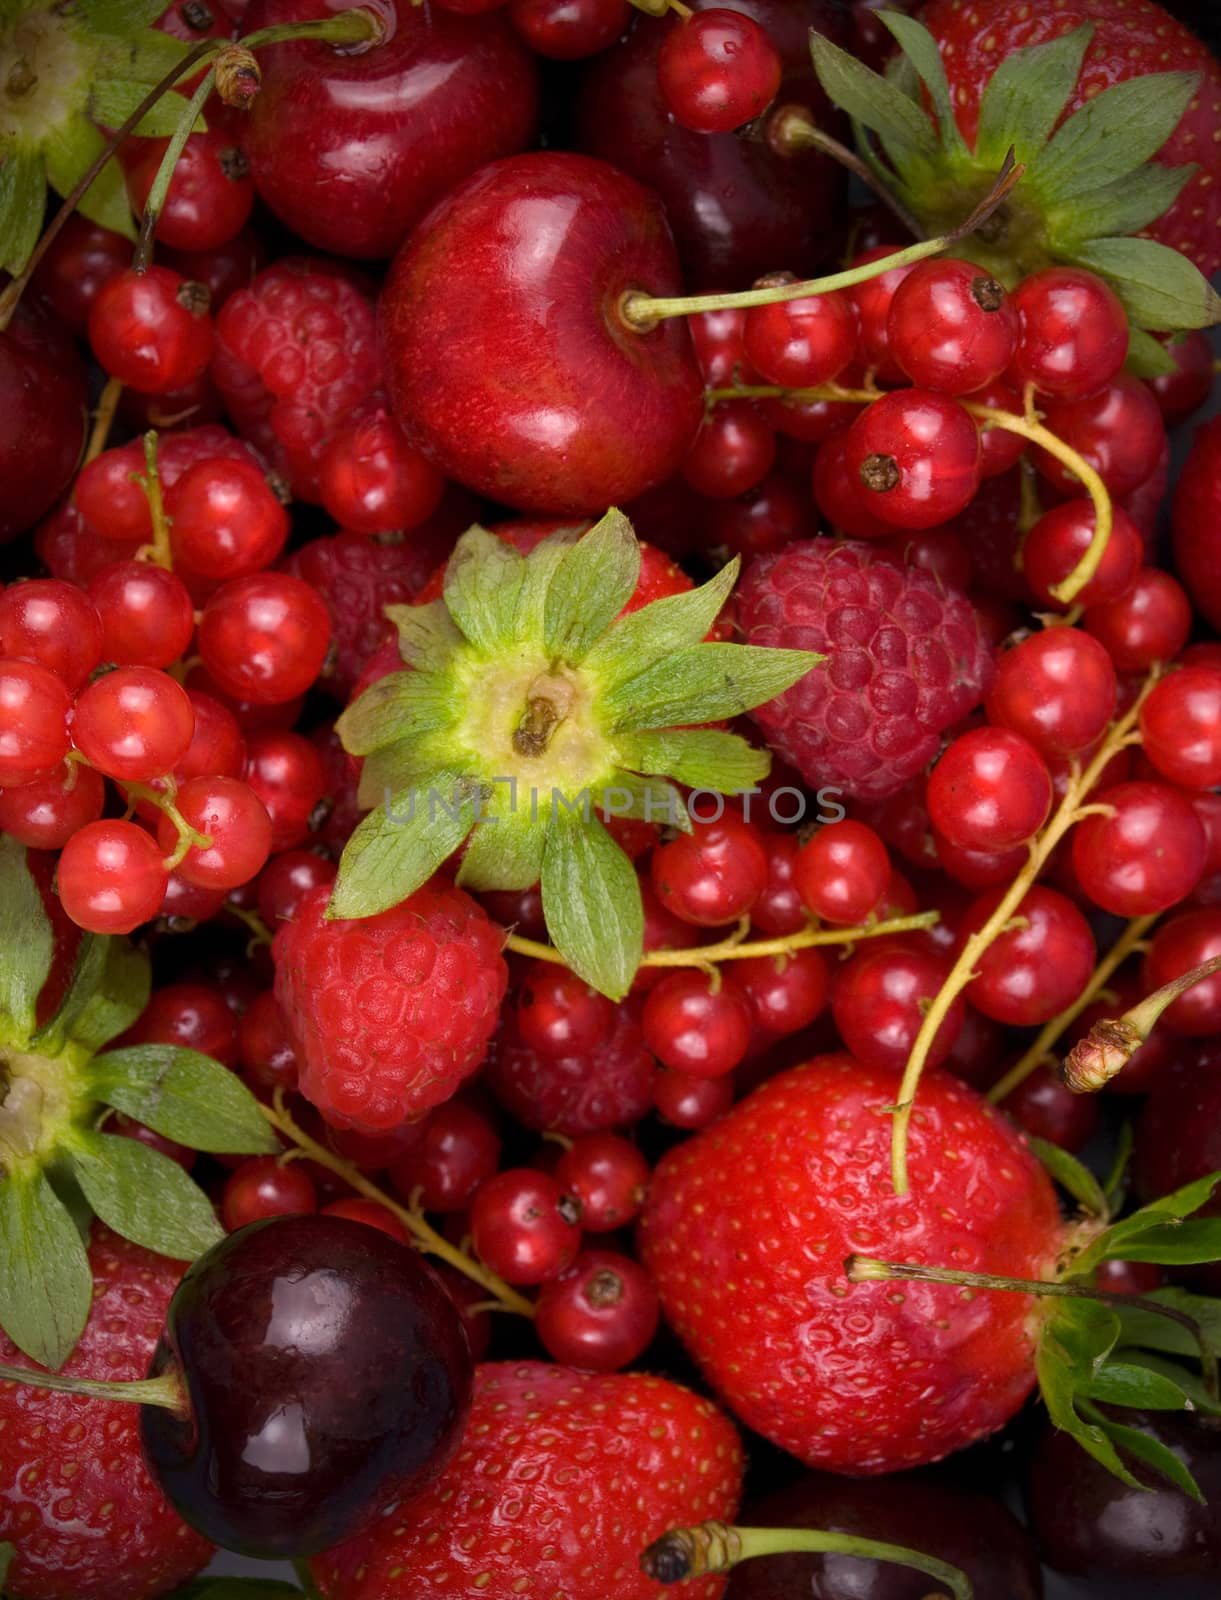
[502,909,940,969]
[134,67,217,273]
[258,1092,535,1319]
[0,1361,184,1413]
[764,106,925,240]
[1062,953,1221,1094]
[84,376,125,466]
[640,1520,969,1599]
[620,154,1020,328]
[138,431,173,570]
[987,915,1157,1104]
[889,672,1158,1196]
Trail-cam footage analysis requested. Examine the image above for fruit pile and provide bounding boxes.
[2,0,1221,1596]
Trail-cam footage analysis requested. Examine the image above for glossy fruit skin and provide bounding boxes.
[657,7,782,132]
[843,390,981,530]
[0,1229,213,1600]
[1141,909,1221,1037]
[1022,499,1143,611]
[142,1215,472,1559]
[57,821,170,935]
[243,0,538,259]
[986,627,1117,756]
[1008,266,1129,400]
[1026,1410,1221,1586]
[639,1055,1062,1473]
[577,1,848,289]
[381,151,702,515]
[486,999,656,1132]
[470,1170,582,1284]
[1072,780,1207,916]
[1035,376,1166,500]
[1084,566,1193,672]
[0,307,89,543]
[1132,1043,1221,1293]
[927,727,1052,853]
[534,1249,660,1371]
[725,1468,1042,1600]
[1141,665,1221,789]
[957,884,1096,1026]
[832,941,964,1072]
[310,1362,743,1600]
[1173,416,1221,633]
[887,257,1019,396]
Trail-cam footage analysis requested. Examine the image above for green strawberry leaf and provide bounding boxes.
[96,26,194,86]
[384,600,464,670]
[541,810,642,1000]
[1106,1218,1221,1266]
[68,1131,223,1260]
[973,24,1092,169]
[617,727,771,794]
[443,526,528,656]
[1049,165,1196,251]
[0,836,54,1045]
[1112,1288,1221,1359]
[89,80,205,139]
[510,526,585,644]
[1122,1351,1221,1415]
[88,1044,279,1154]
[79,0,178,31]
[1126,326,1180,379]
[1036,1299,1141,1488]
[337,670,458,757]
[1071,1173,1221,1276]
[605,643,822,733]
[878,12,970,163]
[1092,1411,1204,1502]
[355,736,454,812]
[328,773,481,920]
[455,795,548,894]
[596,770,689,832]
[42,113,136,240]
[582,559,738,686]
[59,936,150,1055]
[808,30,936,172]
[0,148,47,277]
[543,509,641,665]
[0,1169,92,1370]
[1027,72,1201,204]
[1029,1136,1110,1220]
[1067,236,1221,332]
[30,934,106,1055]
[1079,1360,1192,1411]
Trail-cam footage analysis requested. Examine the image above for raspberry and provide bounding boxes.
[737,540,995,800]
[484,1000,657,1134]
[211,259,381,500]
[272,880,507,1134]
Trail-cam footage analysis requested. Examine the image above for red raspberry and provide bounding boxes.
[211,259,381,500]
[272,881,508,1134]
[484,1000,656,1134]
[737,541,995,800]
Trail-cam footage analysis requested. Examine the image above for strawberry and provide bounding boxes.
[309,1361,743,1600]
[0,1229,213,1600]
[638,1053,1064,1474]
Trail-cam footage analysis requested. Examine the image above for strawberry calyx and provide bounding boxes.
[331,510,822,999]
[808,15,1221,375]
[0,838,276,1372]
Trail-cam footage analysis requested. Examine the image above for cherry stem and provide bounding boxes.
[138,431,173,570]
[765,106,924,240]
[0,1360,184,1413]
[84,376,125,466]
[134,66,217,273]
[889,670,1159,1196]
[1062,953,1221,1094]
[846,1255,1219,1399]
[620,153,1020,329]
[987,914,1157,1104]
[502,909,939,969]
[258,1091,535,1319]
[640,1519,969,1599]
[0,39,217,333]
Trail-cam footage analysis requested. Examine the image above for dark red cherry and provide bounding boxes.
[381,151,703,514]
[243,0,538,259]
[140,1215,472,1558]
[0,304,88,543]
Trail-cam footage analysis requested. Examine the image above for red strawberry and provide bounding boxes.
[309,1361,743,1600]
[638,1053,1064,1474]
[0,1229,213,1599]
[919,0,1221,275]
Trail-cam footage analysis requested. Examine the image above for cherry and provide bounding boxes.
[166,457,289,579]
[221,1155,317,1230]
[508,0,630,58]
[388,1102,502,1213]
[642,971,753,1078]
[237,990,300,1093]
[957,884,1095,1026]
[0,305,89,543]
[843,390,982,529]
[256,850,336,926]
[141,1215,473,1557]
[1083,566,1193,672]
[1140,665,1221,790]
[653,1066,734,1128]
[124,129,254,253]
[469,1168,581,1285]
[1141,910,1221,1036]
[795,819,890,925]
[927,727,1052,854]
[682,401,777,498]
[88,267,213,395]
[31,213,128,335]
[1008,266,1129,400]
[0,761,105,850]
[1072,780,1207,916]
[535,1250,660,1372]
[159,776,274,891]
[87,562,196,670]
[72,666,196,784]
[999,1064,1098,1153]
[121,981,239,1067]
[516,962,614,1058]
[242,0,537,259]
[1034,375,1166,499]
[554,1133,649,1232]
[1148,329,1214,424]
[317,406,444,536]
[832,940,964,1072]
[887,258,1018,396]
[650,814,768,926]
[242,729,327,851]
[985,628,1118,757]
[57,820,169,935]
[657,7,781,133]
[198,573,332,705]
[319,1199,413,1245]
[743,287,857,389]
[381,152,703,514]
[1021,500,1143,611]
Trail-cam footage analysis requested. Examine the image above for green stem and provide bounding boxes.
[765,106,924,240]
[239,9,387,52]
[133,67,217,271]
[0,1361,183,1412]
[641,1520,970,1599]
[1062,952,1221,1094]
[139,431,173,570]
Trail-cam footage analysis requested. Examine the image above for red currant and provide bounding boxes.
[508,0,632,60]
[887,258,1018,395]
[0,658,73,786]
[1148,330,1213,425]
[166,457,289,579]
[255,849,336,926]
[832,940,964,1071]
[1071,780,1207,917]
[1021,501,1142,612]
[87,562,196,670]
[535,1250,660,1372]
[652,1067,733,1128]
[958,885,1095,1026]
[158,775,274,890]
[0,761,105,849]
[847,246,915,383]
[927,727,1052,853]
[554,1133,649,1232]
[222,1155,317,1230]
[812,427,896,539]
[795,819,890,925]
[388,1101,502,1213]
[1009,267,1129,400]
[1083,567,1192,673]
[516,961,614,1058]
[319,1198,412,1244]
[1140,666,1221,791]
[986,629,1118,757]
[122,980,239,1067]
[650,814,767,927]
[242,729,327,851]
[681,401,776,499]
[198,572,332,705]
[1142,911,1221,1036]
[124,130,254,254]
[0,580,103,692]
[88,266,213,395]
[730,947,828,1036]
[72,666,195,783]
[1034,377,1165,500]
[999,1065,1098,1154]
[469,1168,581,1285]
[743,288,857,389]
[641,970,752,1078]
[844,389,981,529]
[237,990,300,1094]
[656,8,782,134]
[317,406,444,535]
[57,819,169,934]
